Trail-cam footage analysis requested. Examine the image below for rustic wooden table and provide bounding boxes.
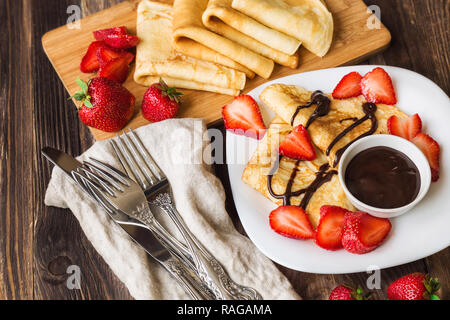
[0,0,448,300]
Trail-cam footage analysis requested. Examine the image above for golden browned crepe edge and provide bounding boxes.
[232,0,334,57]
[172,0,275,79]
[202,1,300,68]
[134,0,246,96]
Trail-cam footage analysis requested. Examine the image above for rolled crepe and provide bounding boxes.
[232,0,334,57]
[134,1,246,96]
[173,0,274,79]
[202,0,300,68]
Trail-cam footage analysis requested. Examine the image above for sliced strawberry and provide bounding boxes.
[98,56,130,84]
[104,34,140,49]
[222,95,266,139]
[387,114,422,141]
[93,26,127,41]
[80,41,105,73]
[315,206,347,251]
[411,133,441,182]
[342,211,392,254]
[278,125,316,161]
[361,67,397,105]
[97,47,135,67]
[269,206,315,240]
[332,72,363,99]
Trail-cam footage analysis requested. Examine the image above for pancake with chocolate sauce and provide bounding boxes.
[259,84,408,167]
[242,85,409,227]
[242,117,354,227]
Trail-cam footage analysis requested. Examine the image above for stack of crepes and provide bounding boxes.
[134,0,334,95]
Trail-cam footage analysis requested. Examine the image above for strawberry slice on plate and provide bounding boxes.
[278,125,316,161]
[222,95,266,140]
[361,67,397,105]
[93,26,127,41]
[80,41,105,73]
[332,72,362,99]
[98,56,130,84]
[342,211,392,254]
[316,206,347,251]
[387,114,422,141]
[411,133,441,182]
[269,206,315,240]
[97,47,135,67]
[104,34,140,49]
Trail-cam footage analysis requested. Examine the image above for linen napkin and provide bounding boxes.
[45,119,300,300]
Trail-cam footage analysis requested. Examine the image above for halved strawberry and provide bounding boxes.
[98,56,130,84]
[93,26,127,41]
[361,67,397,105]
[269,206,315,240]
[342,211,392,254]
[315,206,347,251]
[97,47,135,67]
[411,133,441,182]
[104,34,140,49]
[222,95,266,139]
[387,114,422,141]
[80,41,105,73]
[278,125,316,161]
[332,72,363,99]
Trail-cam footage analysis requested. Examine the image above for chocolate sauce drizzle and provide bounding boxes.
[290,91,331,128]
[327,102,378,167]
[339,117,358,124]
[267,156,338,209]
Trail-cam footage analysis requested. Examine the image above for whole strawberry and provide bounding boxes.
[71,77,135,132]
[387,273,440,300]
[141,79,183,122]
[329,285,367,300]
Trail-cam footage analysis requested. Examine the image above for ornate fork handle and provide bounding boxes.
[132,205,215,300]
[153,193,263,300]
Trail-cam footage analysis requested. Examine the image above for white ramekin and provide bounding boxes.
[338,134,431,218]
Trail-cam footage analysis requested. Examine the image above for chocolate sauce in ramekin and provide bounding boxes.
[345,146,421,209]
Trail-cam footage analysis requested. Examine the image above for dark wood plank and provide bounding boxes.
[0,0,35,300]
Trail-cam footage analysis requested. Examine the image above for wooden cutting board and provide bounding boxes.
[42,0,391,141]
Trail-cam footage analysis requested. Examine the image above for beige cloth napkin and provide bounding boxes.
[44,119,300,300]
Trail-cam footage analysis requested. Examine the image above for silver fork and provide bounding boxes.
[108,129,262,300]
[72,163,214,300]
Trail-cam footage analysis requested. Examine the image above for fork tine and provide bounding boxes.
[84,160,129,191]
[76,167,117,197]
[72,171,115,214]
[110,139,138,183]
[128,129,163,180]
[114,133,148,189]
[121,131,156,185]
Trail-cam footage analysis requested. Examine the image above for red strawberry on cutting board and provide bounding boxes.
[141,79,183,123]
[71,77,135,132]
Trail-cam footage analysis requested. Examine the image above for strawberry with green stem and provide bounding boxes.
[70,77,135,132]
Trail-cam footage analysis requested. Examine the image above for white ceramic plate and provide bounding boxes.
[226,66,450,274]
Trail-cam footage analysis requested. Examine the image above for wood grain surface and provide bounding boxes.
[42,0,391,141]
[0,0,449,300]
